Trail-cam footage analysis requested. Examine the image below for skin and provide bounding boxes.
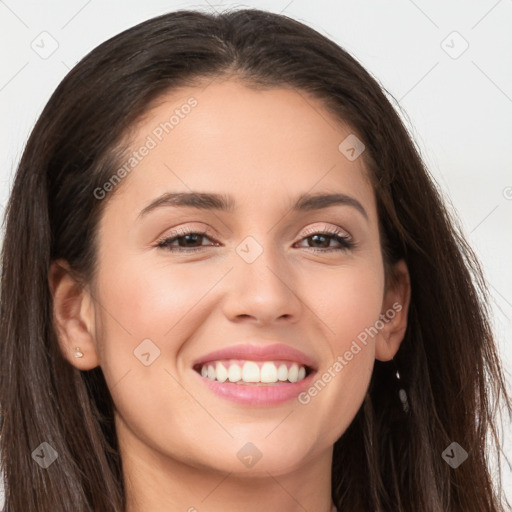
[50,78,410,512]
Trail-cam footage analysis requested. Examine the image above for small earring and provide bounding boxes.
[74,346,84,358]
[394,363,410,414]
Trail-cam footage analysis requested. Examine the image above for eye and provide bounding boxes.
[294,226,354,253]
[155,228,218,252]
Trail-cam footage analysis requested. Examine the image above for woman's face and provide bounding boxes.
[62,79,409,477]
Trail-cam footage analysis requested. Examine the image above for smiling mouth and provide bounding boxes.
[193,359,314,385]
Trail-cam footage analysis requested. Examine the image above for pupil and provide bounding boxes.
[182,234,200,246]
[311,234,328,248]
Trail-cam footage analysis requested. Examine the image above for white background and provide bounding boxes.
[0,0,510,506]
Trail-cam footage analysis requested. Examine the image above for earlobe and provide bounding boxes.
[49,259,100,370]
[375,259,411,361]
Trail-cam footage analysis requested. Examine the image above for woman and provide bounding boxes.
[0,8,510,512]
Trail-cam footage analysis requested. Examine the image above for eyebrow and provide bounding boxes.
[137,191,368,220]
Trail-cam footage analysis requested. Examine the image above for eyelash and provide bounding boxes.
[155,226,355,253]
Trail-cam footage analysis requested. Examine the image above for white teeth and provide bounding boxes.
[199,360,308,384]
[242,361,260,382]
[288,363,299,383]
[228,364,242,382]
[277,363,288,381]
[215,362,228,382]
[260,362,278,383]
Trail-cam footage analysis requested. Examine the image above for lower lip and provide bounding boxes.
[195,370,316,406]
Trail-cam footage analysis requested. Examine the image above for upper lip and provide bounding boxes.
[193,342,318,371]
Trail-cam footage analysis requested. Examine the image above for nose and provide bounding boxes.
[221,237,303,326]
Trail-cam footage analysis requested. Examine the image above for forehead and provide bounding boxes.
[105,79,376,220]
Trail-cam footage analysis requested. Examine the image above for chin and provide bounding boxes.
[198,432,319,477]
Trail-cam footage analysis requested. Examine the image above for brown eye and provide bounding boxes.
[296,229,354,252]
[156,230,217,252]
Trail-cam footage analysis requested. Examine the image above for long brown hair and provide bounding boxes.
[1,8,510,512]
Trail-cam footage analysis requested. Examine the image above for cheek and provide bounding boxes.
[295,259,384,434]
[307,260,385,346]
[91,256,211,452]
[91,255,210,396]
[96,255,211,339]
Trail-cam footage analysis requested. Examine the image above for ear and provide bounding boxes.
[48,259,100,370]
[375,259,411,361]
